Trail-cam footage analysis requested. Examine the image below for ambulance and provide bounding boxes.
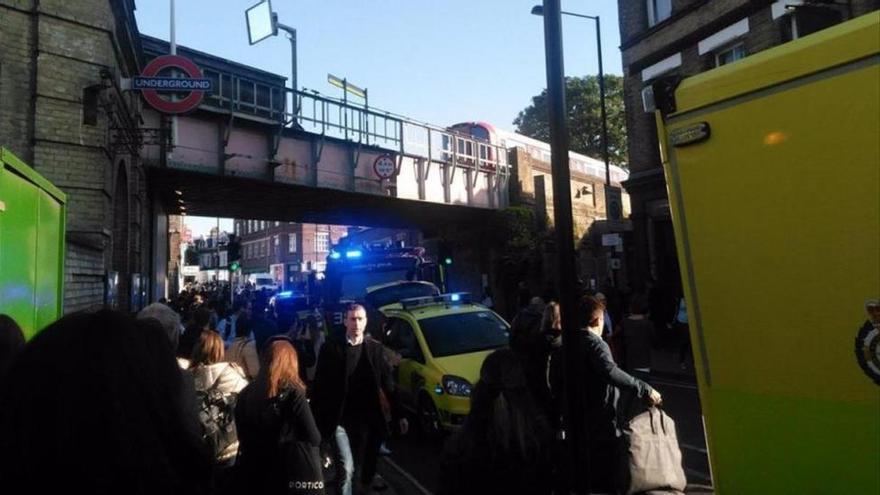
[645,12,879,494]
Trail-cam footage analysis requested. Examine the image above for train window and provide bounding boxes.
[472,126,490,141]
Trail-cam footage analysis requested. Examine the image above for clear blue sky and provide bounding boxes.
[135,0,623,129]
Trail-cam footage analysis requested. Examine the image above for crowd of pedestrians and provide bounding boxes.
[0,280,678,494]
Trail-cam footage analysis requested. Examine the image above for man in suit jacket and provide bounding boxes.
[311,303,408,495]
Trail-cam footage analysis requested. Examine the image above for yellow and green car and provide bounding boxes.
[378,292,509,435]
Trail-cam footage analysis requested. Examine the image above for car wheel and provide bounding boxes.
[417,394,442,440]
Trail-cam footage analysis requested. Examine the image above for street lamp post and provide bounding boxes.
[246,1,299,116]
[531,5,611,186]
[536,1,590,492]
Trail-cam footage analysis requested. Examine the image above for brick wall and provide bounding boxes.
[509,147,616,241]
[0,3,36,162]
[1,0,147,313]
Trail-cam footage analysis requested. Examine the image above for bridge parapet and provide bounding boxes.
[140,36,509,210]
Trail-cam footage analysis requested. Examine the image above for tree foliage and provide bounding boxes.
[513,75,628,167]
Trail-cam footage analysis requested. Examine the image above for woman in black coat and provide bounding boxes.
[234,339,322,494]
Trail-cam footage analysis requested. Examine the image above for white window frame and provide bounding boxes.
[647,0,672,27]
[715,43,748,67]
[315,232,330,253]
[288,233,298,253]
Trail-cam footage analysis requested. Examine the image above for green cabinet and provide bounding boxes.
[0,148,66,340]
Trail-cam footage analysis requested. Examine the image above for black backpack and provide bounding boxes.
[196,366,240,462]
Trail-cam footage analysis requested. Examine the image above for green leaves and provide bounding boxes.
[513,75,628,168]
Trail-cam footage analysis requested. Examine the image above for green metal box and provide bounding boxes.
[0,148,67,340]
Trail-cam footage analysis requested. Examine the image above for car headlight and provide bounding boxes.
[442,375,472,397]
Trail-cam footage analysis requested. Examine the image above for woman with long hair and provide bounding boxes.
[188,330,248,495]
[440,348,553,495]
[234,339,322,494]
[226,315,260,380]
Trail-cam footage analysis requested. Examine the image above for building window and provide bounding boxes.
[647,0,672,27]
[316,232,330,253]
[288,234,298,253]
[274,236,280,255]
[715,44,747,67]
[275,221,280,227]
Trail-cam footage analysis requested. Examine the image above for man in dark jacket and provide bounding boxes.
[576,295,662,493]
[310,303,408,495]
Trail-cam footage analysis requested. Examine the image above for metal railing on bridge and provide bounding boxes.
[199,66,510,181]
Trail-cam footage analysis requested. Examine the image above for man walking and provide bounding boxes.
[311,303,408,495]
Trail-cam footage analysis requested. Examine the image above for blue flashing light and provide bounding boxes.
[329,252,342,260]
[345,250,363,259]
[450,293,461,302]
[276,291,293,298]
[434,384,444,395]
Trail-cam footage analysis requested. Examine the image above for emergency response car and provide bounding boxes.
[379,293,509,436]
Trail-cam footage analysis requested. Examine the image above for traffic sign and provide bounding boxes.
[373,154,397,179]
[134,55,212,114]
[605,185,626,231]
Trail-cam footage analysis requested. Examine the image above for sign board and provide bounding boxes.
[601,233,621,247]
[134,55,212,114]
[181,265,200,276]
[373,154,397,179]
[605,185,626,231]
[246,0,277,45]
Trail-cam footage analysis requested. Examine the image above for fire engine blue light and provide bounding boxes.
[277,291,293,298]
[345,250,362,259]
[450,293,461,302]
[330,252,342,260]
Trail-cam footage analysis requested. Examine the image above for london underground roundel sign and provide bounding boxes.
[133,55,213,114]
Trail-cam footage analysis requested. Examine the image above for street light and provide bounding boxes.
[535,1,589,492]
[531,5,611,187]
[246,0,299,115]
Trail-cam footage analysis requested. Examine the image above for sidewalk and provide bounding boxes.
[650,344,698,383]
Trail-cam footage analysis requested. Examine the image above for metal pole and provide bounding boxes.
[343,78,349,141]
[290,29,298,117]
[277,24,298,121]
[169,0,178,155]
[541,1,588,492]
[216,217,220,284]
[595,16,611,186]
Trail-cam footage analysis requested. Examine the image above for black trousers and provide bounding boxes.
[344,420,383,488]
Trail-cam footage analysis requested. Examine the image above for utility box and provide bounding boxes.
[0,148,66,340]
[650,12,879,495]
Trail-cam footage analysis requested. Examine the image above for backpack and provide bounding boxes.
[196,365,240,462]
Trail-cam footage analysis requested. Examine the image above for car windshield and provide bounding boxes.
[366,282,439,308]
[418,310,509,357]
[339,269,411,301]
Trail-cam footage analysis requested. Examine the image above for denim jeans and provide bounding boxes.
[335,426,355,495]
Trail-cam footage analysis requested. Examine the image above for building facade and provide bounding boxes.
[1,0,150,312]
[234,220,347,290]
[617,0,878,311]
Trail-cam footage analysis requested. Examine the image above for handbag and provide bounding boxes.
[620,406,687,495]
[278,390,325,495]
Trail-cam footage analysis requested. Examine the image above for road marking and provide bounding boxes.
[650,378,699,390]
[681,442,708,454]
[381,456,434,495]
